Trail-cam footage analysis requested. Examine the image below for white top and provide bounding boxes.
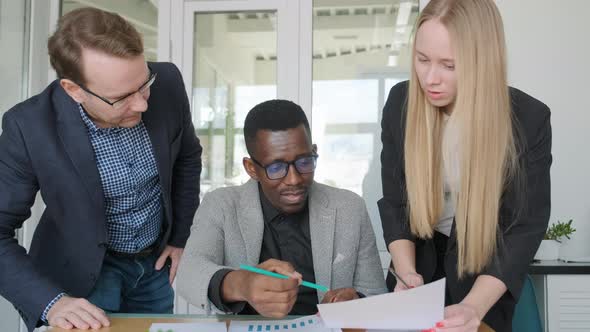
[435,114,460,237]
[435,184,455,236]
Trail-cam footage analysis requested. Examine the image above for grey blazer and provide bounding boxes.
[177,180,386,313]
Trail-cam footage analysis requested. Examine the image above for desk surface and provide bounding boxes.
[46,314,494,332]
[529,260,590,274]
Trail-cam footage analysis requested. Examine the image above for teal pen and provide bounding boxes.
[239,264,330,292]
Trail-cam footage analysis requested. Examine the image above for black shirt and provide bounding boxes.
[207,185,318,314]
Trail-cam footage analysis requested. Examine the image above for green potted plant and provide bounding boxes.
[534,219,576,260]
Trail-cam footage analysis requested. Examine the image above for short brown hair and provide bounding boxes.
[48,7,144,84]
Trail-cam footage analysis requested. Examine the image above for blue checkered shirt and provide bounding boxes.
[41,106,164,323]
[78,105,163,253]
[40,292,65,323]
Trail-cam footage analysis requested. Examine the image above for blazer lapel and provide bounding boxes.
[237,180,265,265]
[142,99,171,200]
[53,85,107,242]
[54,87,105,215]
[309,182,336,296]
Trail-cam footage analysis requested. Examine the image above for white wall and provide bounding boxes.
[496,0,590,259]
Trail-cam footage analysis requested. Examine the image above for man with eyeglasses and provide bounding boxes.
[177,99,386,317]
[0,8,202,331]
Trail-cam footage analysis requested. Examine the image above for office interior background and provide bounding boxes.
[0,0,589,331]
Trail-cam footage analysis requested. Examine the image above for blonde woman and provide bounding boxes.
[378,0,551,331]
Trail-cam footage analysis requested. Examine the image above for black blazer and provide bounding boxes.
[378,81,551,332]
[0,62,202,331]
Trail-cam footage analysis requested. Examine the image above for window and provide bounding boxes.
[0,0,30,121]
[60,0,158,61]
[312,0,419,251]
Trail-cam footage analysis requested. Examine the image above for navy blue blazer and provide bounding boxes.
[0,62,202,331]
[379,81,551,332]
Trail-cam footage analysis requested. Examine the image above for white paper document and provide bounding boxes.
[229,315,341,332]
[149,321,227,332]
[317,278,445,330]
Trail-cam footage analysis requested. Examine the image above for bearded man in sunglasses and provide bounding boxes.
[0,8,202,331]
[177,99,386,318]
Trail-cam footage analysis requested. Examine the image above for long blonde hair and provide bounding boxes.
[404,0,519,277]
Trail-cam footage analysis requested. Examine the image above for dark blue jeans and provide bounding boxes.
[86,251,174,313]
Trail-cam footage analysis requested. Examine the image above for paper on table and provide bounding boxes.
[229,315,341,332]
[149,321,227,332]
[317,278,445,330]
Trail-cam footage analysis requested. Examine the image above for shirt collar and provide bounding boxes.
[78,104,123,134]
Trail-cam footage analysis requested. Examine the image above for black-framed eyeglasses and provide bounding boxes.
[250,154,318,180]
[77,65,156,110]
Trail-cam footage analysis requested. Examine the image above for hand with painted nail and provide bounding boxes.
[393,271,423,292]
[425,302,480,332]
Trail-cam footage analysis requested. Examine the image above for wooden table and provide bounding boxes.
[47,314,494,332]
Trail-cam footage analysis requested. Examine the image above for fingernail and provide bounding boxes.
[436,321,445,327]
[410,286,415,288]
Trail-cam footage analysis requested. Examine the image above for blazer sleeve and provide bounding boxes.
[175,190,234,313]
[377,81,415,248]
[482,101,552,301]
[168,63,203,248]
[353,202,388,296]
[0,113,64,330]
